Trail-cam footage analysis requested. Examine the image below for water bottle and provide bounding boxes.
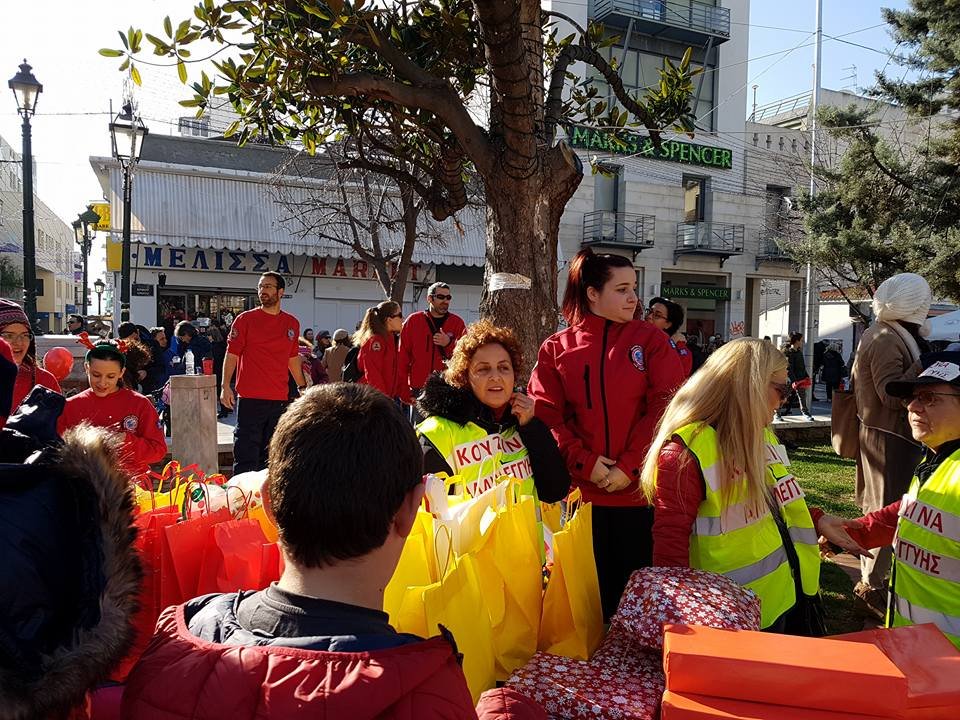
[184,349,195,375]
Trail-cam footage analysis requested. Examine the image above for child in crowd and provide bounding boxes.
[57,341,167,477]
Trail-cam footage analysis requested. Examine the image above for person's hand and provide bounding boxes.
[816,514,872,559]
[599,466,632,493]
[590,455,615,484]
[509,392,535,426]
[433,331,451,347]
[671,331,686,344]
[220,385,235,410]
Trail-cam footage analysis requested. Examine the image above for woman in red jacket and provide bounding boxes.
[528,248,686,619]
[0,299,61,411]
[354,301,405,400]
[57,342,167,478]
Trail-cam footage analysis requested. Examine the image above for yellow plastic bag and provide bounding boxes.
[538,494,603,660]
[472,493,543,679]
[422,552,496,703]
[383,510,436,634]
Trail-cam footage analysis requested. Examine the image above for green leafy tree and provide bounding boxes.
[102,0,698,359]
[796,0,960,304]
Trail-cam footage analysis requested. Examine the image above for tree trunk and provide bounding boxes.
[480,146,582,377]
[390,185,420,303]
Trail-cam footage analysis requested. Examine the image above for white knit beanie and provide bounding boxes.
[873,273,932,329]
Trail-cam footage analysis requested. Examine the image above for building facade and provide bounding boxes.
[0,133,81,331]
[552,0,805,344]
[90,134,486,334]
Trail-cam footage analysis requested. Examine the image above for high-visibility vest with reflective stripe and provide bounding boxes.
[674,423,821,628]
[417,415,536,498]
[889,450,960,650]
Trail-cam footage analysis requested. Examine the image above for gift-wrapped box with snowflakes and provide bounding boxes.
[506,649,664,720]
[611,567,761,650]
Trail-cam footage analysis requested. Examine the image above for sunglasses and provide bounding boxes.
[771,382,792,400]
[901,390,960,409]
[432,294,452,301]
[388,312,403,319]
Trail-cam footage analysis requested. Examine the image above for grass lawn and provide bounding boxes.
[788,442,865,635]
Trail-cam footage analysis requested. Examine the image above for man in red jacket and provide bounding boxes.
[398,282,466,405]
[122,383,544,720]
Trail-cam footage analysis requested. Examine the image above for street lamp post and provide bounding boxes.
[8,60,42,333]
[94,278,105,316]
[109,102,147,323]
[73,205,99,316]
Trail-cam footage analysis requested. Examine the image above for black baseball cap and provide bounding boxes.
[317,330,331,339]
[887,352,960,397]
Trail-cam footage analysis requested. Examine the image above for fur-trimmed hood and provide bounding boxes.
[416,373,519,431]
[0,424,142,720]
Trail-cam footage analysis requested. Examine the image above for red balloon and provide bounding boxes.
[43,346,75,381]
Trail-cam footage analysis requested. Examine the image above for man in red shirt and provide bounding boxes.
[221,272,306,474]
[398,282,466,407]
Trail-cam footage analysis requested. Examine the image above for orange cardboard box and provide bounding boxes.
[663,624,907,718]
[661,690,893,720]
[834,624,960,719]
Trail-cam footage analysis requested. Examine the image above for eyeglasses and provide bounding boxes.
[0,331,32,343]
[770,382,792,400]
[257,283,278,290]
[388,313,403,319]
[646,309,668,321]
[432,294,452,301]
[901,390,960,409]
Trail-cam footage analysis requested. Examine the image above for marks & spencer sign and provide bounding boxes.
[662,285,731,301]
[565,125,733,170]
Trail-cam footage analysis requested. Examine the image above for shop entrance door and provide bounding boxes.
[158,289,255,335]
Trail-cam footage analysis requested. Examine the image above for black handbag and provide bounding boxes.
[766,493,828,637]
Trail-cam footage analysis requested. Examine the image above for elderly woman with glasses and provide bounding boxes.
[0,299,61,412]
[641,338,826,635]
[353,300,405,401]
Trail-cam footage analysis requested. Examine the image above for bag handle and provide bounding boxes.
[433,522,454,579]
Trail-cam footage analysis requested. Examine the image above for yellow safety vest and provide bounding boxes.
[417,415,536,499]
[674,423,821,628]
[889,449,960,650]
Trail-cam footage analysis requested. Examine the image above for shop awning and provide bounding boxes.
[96,160,486,267]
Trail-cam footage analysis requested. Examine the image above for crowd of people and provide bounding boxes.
[1,256,958,718]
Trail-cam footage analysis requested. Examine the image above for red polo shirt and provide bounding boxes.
[227,308,300,402]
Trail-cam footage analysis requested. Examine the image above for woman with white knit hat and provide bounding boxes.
[851,272,931,618]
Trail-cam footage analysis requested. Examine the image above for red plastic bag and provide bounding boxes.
[258,542,284,587]
[110,507,179,682]
[161,508,232,604]
[612,567,761,650]
[791,377,812,391]
[195,519,269,594]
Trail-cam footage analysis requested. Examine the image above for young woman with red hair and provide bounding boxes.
[528,248,685,619]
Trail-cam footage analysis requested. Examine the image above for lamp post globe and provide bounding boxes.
[8,59,42,333]
[109,103,147,323]
[94,278,105,316]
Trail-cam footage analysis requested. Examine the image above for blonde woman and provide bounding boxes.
[641,338,825,635]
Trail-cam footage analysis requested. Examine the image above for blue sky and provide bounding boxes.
[747,0,911,109]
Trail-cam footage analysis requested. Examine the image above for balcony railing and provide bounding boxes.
[755,228,795,268]
[582,211,656,253]
[593,0,731,43]
[675,221,744,265]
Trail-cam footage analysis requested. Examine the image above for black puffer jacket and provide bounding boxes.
[0,390,141,720]
[416,373,571,503]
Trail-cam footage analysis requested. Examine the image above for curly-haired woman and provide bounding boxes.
[416,320,570,503]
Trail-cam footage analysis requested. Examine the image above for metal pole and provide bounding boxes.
[120,168,132,322]
[804,0,822,410]
[19,115,39,333]
[81,230,90,316]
